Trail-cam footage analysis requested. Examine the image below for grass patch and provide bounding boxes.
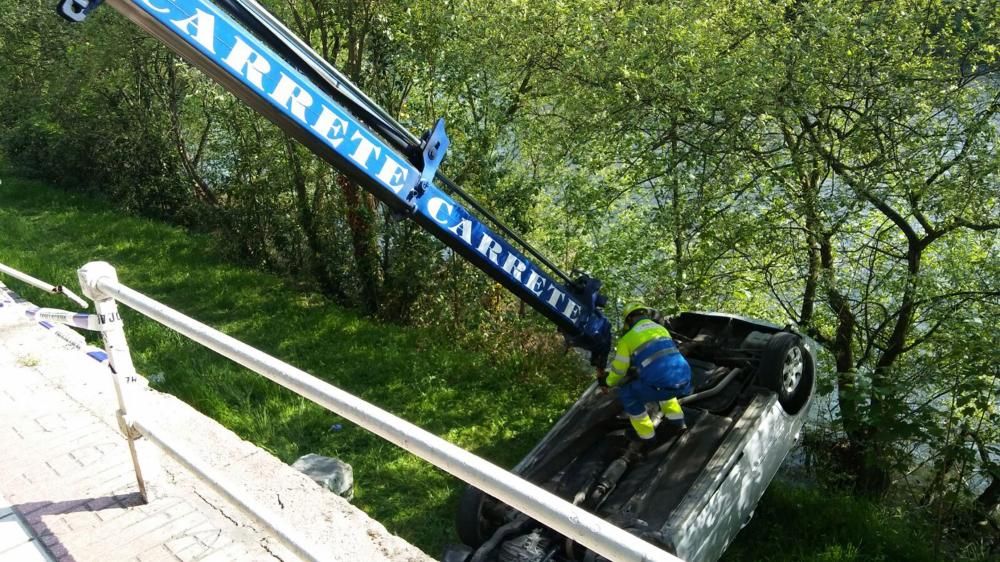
[0,174,587,554]
[724,481,981,562]
[17,354,40,367]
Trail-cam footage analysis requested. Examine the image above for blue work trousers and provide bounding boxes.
[617,378,693,417]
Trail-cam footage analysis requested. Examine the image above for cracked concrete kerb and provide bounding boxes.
[0,283,434,562]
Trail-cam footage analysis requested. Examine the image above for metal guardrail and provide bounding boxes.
[2,261,683,562]
[0,263,88,308]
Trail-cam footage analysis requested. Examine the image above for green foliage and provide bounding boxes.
[511,0,1000,503]
[0,5,192,218]
[1,0,998,555]
[725,482,946,562]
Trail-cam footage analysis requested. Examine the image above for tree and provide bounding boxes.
[520,0,1000,505]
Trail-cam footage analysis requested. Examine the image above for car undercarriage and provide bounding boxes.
[446,312,816,562]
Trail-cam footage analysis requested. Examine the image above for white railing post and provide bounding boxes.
[77,261,148,502]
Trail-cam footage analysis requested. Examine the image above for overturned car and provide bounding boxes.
[445,312,816,562]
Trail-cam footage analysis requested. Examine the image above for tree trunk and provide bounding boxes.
[285,140,345,299]
[163,58,218,207]
[672,177,684,304]
[799,165,821,328]
[819,233,890,493]
[669,126,684,304]
[338,174,380,313]
[862,241,924,496]
[329,0,380,313]
[820,235,860,435]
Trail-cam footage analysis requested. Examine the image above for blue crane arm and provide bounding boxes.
[56,0,612,366]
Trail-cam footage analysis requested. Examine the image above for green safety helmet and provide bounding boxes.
[622,301,651,320]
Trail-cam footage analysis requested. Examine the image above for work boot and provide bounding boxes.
[624,426,643,443]
[659,420,688,439]
[624,426,655,444]
[624,439,645,460]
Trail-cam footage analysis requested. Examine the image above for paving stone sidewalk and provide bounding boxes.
[0,289,432,562]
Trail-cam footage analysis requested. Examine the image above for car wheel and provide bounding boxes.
[455,485,492,547]
[758,332,813,414]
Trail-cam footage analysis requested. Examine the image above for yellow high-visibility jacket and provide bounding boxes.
[607,319,690,389]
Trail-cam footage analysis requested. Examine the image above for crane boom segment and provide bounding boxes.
[57,0,611,365]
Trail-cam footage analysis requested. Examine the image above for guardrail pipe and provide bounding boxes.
[78,261,681,562]
[0,262,89,308]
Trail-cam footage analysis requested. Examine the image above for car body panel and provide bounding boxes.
[668,394,808,561]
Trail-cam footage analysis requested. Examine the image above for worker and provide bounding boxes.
[597,302,692,443]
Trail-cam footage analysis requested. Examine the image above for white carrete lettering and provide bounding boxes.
[545,286,565,308]
[524,271,547,297]
[476,234,504,265]
[562,299,582,321]
[222,37,271,90]
[269,73,313,121]
[376,156,409,194]
[310,106,350,148]
[141,0,169,14]
[170,9,216,53]
[501,254,528,283]
[427,197,454,225]
[448,219,473,245]
[348,131,382,169]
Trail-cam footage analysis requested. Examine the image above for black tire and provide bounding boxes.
[455,485,493,547]
[758,332,814,414]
